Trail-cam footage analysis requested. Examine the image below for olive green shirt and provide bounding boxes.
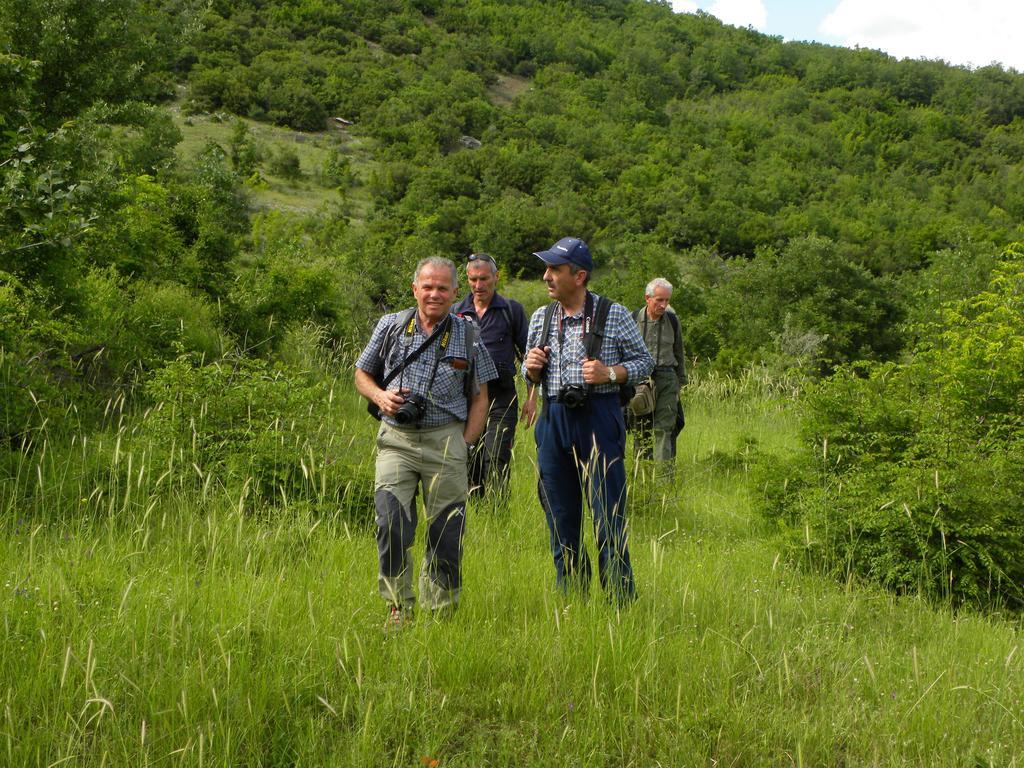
[635,308,687,385]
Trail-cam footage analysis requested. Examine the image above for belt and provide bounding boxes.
[545,392,621,403]
[386,419,463,433]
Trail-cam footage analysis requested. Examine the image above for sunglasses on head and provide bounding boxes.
[467,252,496,265]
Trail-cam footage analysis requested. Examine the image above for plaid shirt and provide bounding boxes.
[523,293,654,400]
[357,310,497,428]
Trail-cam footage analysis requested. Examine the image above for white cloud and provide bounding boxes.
[707,0,768,30]
[820,0,1024,71]
[670,1,699,13]
[669,0,767,30]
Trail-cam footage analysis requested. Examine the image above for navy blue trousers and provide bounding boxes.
[535,393,635,601]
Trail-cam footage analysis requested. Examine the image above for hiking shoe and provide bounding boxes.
[385,604,413,631]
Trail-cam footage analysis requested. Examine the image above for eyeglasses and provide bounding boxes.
[467,252,496,265]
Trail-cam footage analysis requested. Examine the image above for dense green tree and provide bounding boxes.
[757,245,1024,607]
[707,236,902,373]
[0,0,169,123]
[5,0,1024,437]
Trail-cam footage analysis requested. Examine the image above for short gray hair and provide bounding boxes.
[645,277,673,297]
[413,257,458,289]
[466,256,497,276]
[569,262,591,285]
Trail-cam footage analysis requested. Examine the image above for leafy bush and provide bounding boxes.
[77,269,224,379]
[228,120,264,177]
[317,148,355,188]
[142,353,374,522]
[0,271,78,447]
[80,176,185,281]
[754,246,1024,608]
[228,211,374,352]
[268,147,302,181]
[707,235,903,375]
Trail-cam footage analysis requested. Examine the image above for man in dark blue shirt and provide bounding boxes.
[455,252,530,497]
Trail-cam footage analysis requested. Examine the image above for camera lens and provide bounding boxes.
[558,385,586,408]
[394,393,425,425]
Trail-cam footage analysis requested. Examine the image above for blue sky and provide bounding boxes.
[759,1,838,44]
[669,0,1023,72]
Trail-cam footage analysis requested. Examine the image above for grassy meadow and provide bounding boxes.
[2,370,1023,766]
[168,96,378,220]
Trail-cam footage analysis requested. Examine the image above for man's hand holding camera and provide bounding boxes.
[372,386,411,419]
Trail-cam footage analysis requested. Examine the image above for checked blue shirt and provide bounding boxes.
[357,310,497,428]
[523,293,653,400]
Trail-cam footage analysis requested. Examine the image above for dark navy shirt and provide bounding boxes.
[454,292,528,382]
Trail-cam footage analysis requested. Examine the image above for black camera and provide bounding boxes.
[556,385,587,408]
[394,393,427,425]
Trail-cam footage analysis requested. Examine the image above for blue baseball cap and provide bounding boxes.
[533,237,593,272]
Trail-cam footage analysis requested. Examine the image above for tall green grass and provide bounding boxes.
[2,371,1021,766]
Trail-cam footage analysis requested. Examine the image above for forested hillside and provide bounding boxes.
[3,0,1024,604]
[4,4,1024,762]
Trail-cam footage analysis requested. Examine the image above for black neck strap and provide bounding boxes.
[642,310,662,367]
[386,314,452,391]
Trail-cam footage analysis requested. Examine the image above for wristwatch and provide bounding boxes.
[608,366,618,384]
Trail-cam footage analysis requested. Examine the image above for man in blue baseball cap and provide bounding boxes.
[523,237,653,603]
[532,236,595,272]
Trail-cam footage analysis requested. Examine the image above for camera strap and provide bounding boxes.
[397,313,451,390]
[535,292,613,413]
[368,312,451,420]
[421,316,452,401]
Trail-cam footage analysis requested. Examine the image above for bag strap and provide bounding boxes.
[534,301,559,418]
[380,310,447,390]
[500,304,513,338]
[666,310,680,353]
[462,316,479,397]
[582,294,610,397]
[583,294,610,360]
[538,301,557,353]
[639,307,662,367]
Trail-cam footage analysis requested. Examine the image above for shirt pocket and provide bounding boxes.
[435,356,468,396]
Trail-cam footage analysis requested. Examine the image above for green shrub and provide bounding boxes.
[267,146,302,180]
[78,269,225,378]
[707,235,903,375]
[79,176,185,281]
[228,211,374,352]
[0,272,77,447]
[755,246,1024,608]
[130,282,224,366]
[317,147,355,188]
[142,353,373,522]
[228,119,264,177]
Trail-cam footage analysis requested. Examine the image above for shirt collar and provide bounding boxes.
[455,291,506,316]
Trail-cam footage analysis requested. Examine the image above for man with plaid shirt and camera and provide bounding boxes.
[523,238,653,603]
[355,257,497,627]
